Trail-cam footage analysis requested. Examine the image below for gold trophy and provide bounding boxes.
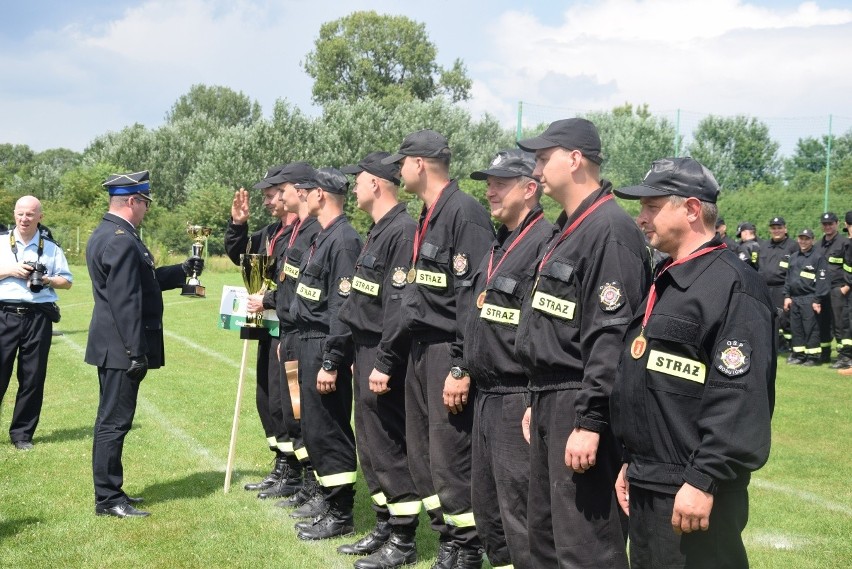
[181,224,212,297]
[238,253,273,338]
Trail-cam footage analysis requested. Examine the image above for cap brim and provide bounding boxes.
[470,168,528,181]
[516,135,557,152]
[380,153,406,165]
[340,164,363,175]
[252,180,273,190]
[612,184,672,200]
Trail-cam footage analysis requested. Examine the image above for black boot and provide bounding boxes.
[290,489,328,519]
[354,531,418,568]
[257,460,303,499]
[337,519,391,555]
[294,503,331,531]
[430,541,457,569]
[296,507,354,540]
[801,356,821,367]
[787,354,804,365]
[821,347,831,364]
[277,468,316,508]
[451,546,483,569]
[243,453,284,491]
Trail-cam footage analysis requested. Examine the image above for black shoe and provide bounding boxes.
[280,483,314,508]
[257,470,303,499]
[829,357,852,369]
[431,541,458,569]
[290,492,328,519]
[354,532,418,568]
[801,358,820,367]
[244,454,286,491]
[13,440,33,450]
[451,546,483,569]
[126,496,144,504]
[787,355,804,365]
[338,520,391,555]
[297,508,354,541]
[821,348,831,364]
[295,506,331,531]
[95,502,150,518]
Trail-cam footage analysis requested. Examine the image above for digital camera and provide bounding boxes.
[24,261,47,292]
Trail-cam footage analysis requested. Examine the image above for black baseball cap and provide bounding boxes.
[341,152,401,186]
[382,130,451,164]
[614,157,720,203]
[737,222,756,238]
[265,162,317,186]
[715,217,726,228]
[769,216,786,226]
[821,212,838,223]
[516,118,603,165]
[470,149,535,180]
[251,164,285,190]
[846,211,852,225]
[798,228,815,238]
[295,167,349,195]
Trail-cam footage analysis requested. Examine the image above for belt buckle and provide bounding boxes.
[15,306,29,314]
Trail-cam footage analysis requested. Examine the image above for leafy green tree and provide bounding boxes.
[687,115,780,191]
[0,143,36,189]
[785,129,852,178]
[166,84,262,128]
[303,11,471,107]
[11,148,82,200]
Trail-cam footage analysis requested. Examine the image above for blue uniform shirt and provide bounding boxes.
[0,228,73,304]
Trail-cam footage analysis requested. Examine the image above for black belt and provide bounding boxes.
[0,302,36,315]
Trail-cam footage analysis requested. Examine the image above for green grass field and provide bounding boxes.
[1,265,850,568]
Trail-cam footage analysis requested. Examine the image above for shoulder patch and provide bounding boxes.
[115,229,125,235]
[598,281,625,312]
[338,277,352,297]
[714,339,751,377]
[452,253,469,277]
[391,267,407,289]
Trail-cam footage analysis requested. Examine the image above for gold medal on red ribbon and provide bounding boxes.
[476,290,486,309]
[407,268,417,284]
[631,333,647,359]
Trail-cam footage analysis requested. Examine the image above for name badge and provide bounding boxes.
[829,256,843,264]
[800,271,815,280]
[416,270,447,288]
[532,291,576,320]
[479,303,520,326]
[284,263,300,279]
[296,282,322,302]
[352,276,380,297]
[779,261,789,269]
[647,350,706,383]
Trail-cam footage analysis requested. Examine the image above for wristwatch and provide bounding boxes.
[322,359,338,372]
[450,366,468,379]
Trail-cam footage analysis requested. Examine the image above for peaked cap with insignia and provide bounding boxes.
[102,170,151,196]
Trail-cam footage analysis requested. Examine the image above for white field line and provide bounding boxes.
[163,329,255,376]
[751,477,852,516]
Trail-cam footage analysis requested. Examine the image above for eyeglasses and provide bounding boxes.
[133,193,152,210]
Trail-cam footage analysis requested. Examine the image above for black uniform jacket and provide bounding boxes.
[291,214,361,366]
[816,233,846,287]
[736,239,760,269]
[757,237,798,287]
[85,213,185,370]
[844,239,852,286]
[457,205,553,392]
[611,239,776,495]
[515,183,651,433]
[784,247,829,300]
[275,217,321,331]
[338,203,416,373]
[224,218,291,309]
[401,180,495,345]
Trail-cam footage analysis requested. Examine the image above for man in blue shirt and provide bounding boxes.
[0,195,73,450]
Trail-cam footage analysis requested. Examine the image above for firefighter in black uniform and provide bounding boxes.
[381,130,495,569]
[270,165,323,508]
[838,212,852,375]
[289,168,362,541]
[454,150,553,569]
[735,222,760,269]
[785,228,830,366]
[715,217,738,251]
[225,165,300,498]
[515,118,650,568]
[336,152,421,569]
[611,157,775,569]
[816,212,848,365]
[758,216,798,352]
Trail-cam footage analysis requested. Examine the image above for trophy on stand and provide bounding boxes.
[181,224,212,297]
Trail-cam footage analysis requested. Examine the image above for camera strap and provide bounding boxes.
[9,231,44,263]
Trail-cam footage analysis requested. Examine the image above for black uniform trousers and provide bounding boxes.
[354,342,420,532]
[791,297,821,357]
[255,334,284,453]
[278,329,303,461]
[405,339,480,548]
[628,485,749,569]
[92,366,142,507]
[767,285,791,346]
[528,390,628,569]
[830,287,850,357]
[298,334,356,511]
[0,308,52,443]
[472,391,532,568]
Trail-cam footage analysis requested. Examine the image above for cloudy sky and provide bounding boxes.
[2,0,851,153]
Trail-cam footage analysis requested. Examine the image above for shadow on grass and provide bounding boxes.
[0,517,42,539]
[38,425,91,444]
[51,329,91,336]
[140,470,222,503]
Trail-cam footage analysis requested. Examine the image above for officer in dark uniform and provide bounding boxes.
[715,217,738,251]
[785,228,830,366]
[381,130,495,569]
[455,150,553,569]
[225,165,301,498]
[289,168,362,541]
[86,171,203,517]
[758,216,798,352]
[515,118,650,568]
[838,212,852,375]
[269,164,323,508]
[0,196,72,450]
[735,222,760,269]
[816,212,848,365]
[611,157,775,569]
[337,152,421,569]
